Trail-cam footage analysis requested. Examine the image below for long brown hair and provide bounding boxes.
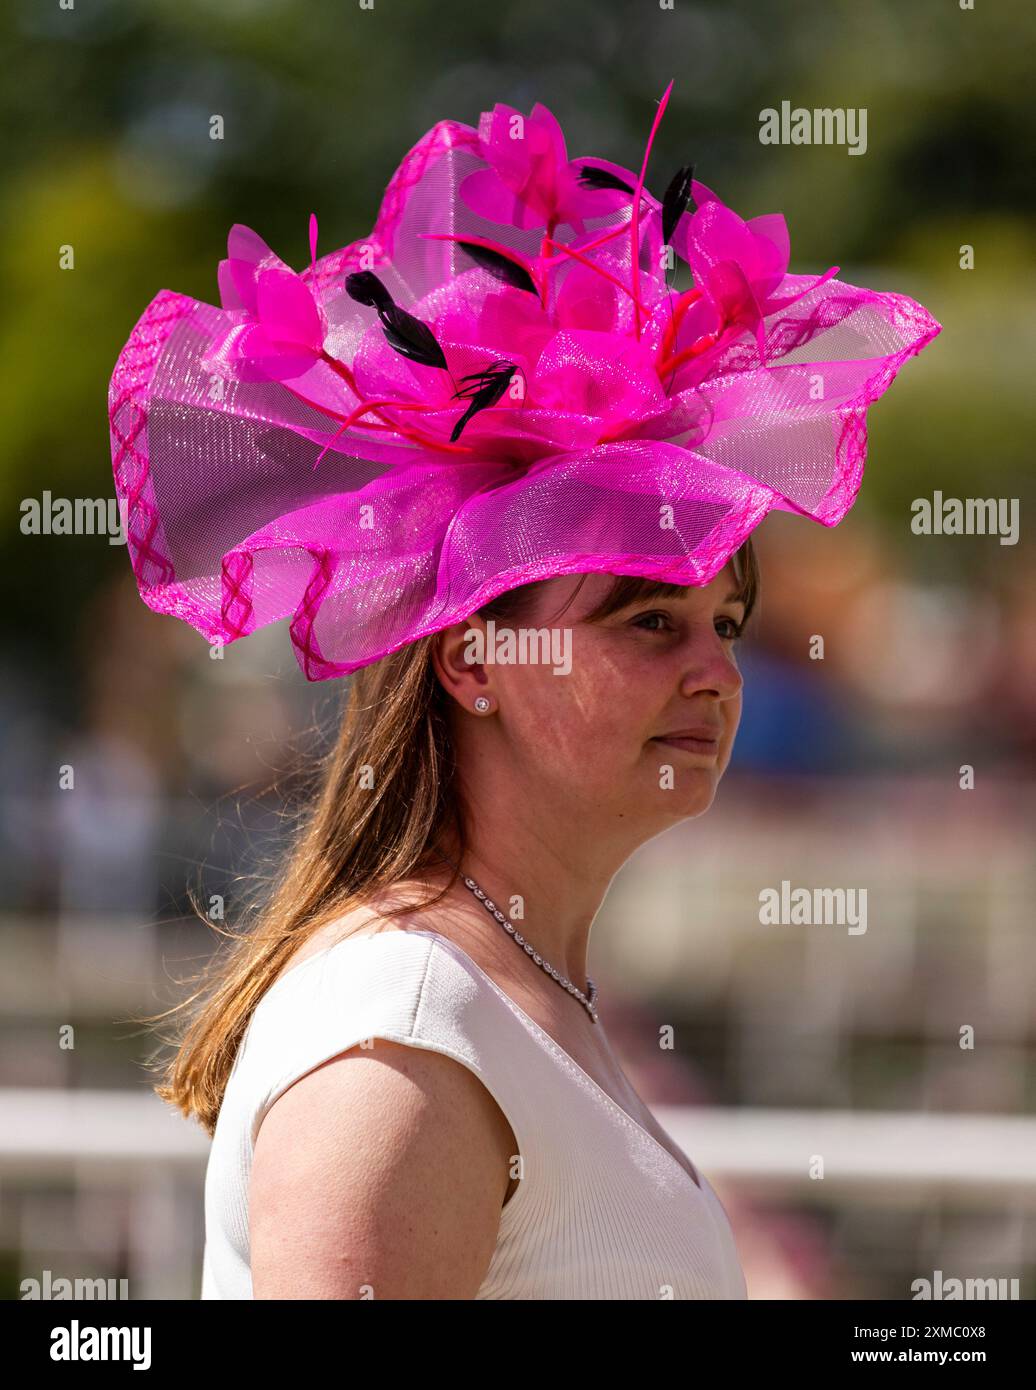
[149,545,759,1135]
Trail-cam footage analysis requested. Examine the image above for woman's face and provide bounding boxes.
[452,565,746,837]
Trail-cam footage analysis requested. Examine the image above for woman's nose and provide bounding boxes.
[678,634,743,701]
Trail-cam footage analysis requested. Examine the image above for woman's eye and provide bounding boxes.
[716,615,745,641]
[631,610,674,633]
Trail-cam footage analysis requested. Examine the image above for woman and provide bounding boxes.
[186,551,754,1299]
[109,86,938,1299]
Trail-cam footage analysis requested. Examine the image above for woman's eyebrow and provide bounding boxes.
[606,587,745,615]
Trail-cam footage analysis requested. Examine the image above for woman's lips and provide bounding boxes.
[651,733,721,755]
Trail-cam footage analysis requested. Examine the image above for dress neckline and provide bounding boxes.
[263,925,706,1197]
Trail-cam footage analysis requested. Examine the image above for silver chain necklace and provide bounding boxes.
[456,871,599,1024]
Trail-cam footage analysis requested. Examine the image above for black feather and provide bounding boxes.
[661,164,695,246]
[576,164,636,195]
[449,361,516,443]
[377,304,448,371]
[344,270,393,311]
[456,241,538,296]
[451,361,514,399]
[346,272,448,370]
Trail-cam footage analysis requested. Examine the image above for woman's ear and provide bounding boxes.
[431,616,494,713]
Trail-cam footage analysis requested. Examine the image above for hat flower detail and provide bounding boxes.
[208,215,328,382]
[109,81,941,680]
[459,101,639,235]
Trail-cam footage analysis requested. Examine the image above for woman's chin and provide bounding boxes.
[630,793,717,843]
[673,787,719,820]
[636,771,721,823]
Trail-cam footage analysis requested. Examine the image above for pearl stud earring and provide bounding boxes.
[474,696,491,713]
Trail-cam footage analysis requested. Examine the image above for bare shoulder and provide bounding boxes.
[249,963,519,1299]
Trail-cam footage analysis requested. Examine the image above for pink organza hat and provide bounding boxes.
[108,81,940,680]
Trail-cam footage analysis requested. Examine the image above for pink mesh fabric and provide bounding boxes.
[108,100,941,680]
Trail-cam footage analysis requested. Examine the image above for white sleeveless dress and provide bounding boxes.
[201,927,748,1300]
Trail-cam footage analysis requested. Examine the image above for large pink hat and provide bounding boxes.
[108,81,940,680]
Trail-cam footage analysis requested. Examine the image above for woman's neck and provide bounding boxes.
[430,814,635,993]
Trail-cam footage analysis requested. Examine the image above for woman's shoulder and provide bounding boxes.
[268,878,457,990]
[250,1026,518,1297]
[249,980,519,1298]
[246,882,526,1295]
[247,876,546,1132]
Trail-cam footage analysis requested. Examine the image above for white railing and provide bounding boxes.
[3,1088,1034,1205]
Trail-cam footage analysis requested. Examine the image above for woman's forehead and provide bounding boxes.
[533,565,742,623]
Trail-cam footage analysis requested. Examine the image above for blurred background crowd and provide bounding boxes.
[1,0,1033,1299]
